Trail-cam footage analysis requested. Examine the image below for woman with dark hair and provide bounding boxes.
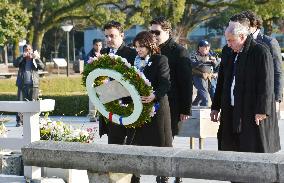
[131,31,172,183]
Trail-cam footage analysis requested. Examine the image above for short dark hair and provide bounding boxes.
[150,16,172,36]
[23,44,31,52]
[103,20,124,33]
[230,13,250,28]
[93,39,103,45]
[242,10,263,29]
[133,31,160,55]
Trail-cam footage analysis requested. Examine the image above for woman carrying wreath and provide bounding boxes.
[131,31,172,183]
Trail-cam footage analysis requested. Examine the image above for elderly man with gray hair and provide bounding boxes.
[210,21,280,153]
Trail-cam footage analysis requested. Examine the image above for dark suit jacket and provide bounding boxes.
[160,38,192,136]
[99,42,136,137]
[101,43,136,65]
[256,33,283,102]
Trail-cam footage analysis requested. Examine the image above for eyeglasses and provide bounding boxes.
[150,30,161,36]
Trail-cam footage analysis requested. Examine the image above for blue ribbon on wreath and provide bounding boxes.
[119,116,123,125]
[154,102,160,112]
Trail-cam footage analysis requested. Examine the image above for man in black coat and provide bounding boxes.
[150,16,192,183]
[99,21,137,145]
[211,21,280,153]
[150,17,193,137]
[230,11,283,112]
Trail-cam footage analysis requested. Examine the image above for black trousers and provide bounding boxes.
[16,85,39,123]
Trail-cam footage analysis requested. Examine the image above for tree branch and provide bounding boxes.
[41,0,89,30]
[44,15,91,31]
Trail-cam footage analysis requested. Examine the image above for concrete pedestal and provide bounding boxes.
[178,107,219,149]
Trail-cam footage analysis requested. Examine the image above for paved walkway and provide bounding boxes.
[2,115,284,183]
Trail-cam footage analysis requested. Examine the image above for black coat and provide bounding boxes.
[212,35,280,153]
[256,33,283,102]
[133,54,172,147]
[160,38,193,136]
[98,43,137,141]
[101,43,136,65]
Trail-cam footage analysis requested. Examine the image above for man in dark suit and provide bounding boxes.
[242,10,283,112]
[211,20,280,153]
[99,21,136,144]
[150,17,192,183]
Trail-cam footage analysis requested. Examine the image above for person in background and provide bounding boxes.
[99,20,137,144]
[149,16,192,183]
[242,10,283,115]
[84,39,103,64]
[190,40,220,106]
[13,44,45,127]
[85,39,103,122]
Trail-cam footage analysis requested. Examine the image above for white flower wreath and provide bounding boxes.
[82,54,157,128]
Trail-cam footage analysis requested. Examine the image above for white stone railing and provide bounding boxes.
[0,99,55,179]
[22,141,284,183]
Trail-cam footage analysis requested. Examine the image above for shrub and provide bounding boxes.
[0,94,88,116]
[0,76,89,116]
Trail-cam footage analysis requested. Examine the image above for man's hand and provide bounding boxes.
[255,114,267,125]
[210,110,219,122]
[180,114,190,121]
[32,50,40,59]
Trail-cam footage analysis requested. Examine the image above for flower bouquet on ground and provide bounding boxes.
[40,114,96,143]
[82,54,158,128]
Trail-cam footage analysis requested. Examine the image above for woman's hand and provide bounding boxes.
[141,93,155,103]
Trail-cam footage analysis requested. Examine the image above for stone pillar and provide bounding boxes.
[88,98,97,122]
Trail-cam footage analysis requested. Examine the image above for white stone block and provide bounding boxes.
[177,108,219,138]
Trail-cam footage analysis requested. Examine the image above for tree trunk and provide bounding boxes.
[3,45,8,65]
[13,40,20,60]
[32,30,44,54]
[26,25,34,45]
[173,25,194,47]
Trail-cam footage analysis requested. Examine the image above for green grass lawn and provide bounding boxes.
[0,75,87,95]
[0,75,89,116]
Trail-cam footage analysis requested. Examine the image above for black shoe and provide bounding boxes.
[16,123,23,127]
[174,177,183,183]
[131,175,140,183]
[156,176,169,183]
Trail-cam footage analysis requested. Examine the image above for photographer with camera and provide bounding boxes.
[13,44,45,127]
[190,40,220,106]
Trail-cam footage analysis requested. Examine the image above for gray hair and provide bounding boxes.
[225,21,250,36]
